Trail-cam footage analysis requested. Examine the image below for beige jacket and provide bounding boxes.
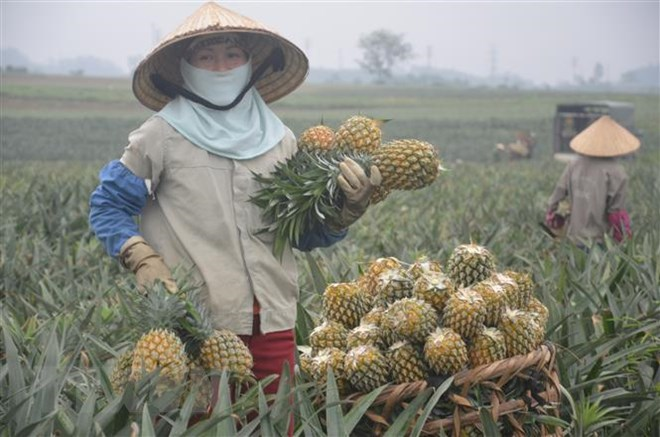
[548,156,628,243]
[120,116,299,335]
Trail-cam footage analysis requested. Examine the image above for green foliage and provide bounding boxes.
[1,78,659,435]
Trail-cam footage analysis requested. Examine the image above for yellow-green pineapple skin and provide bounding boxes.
[130,328,188,386]
[374,267,414,306]
[387,341,429,384]
[499,309,543,357]
[322,282,371,329]
[311,347,349,393]
[346,323,385,350]
[468,327,507,367]
[372,139,441,192]
[335,115,382,153]
[424,327,468,375]
[199,329,254,381]
[442,288,487,341]
[446,244,496,288]
[344,345,390,392]
[298,125,336,152]
[472,280,508,327]
[309,320,349,352]
[110,349,134,394]
[383,297,439,344]
[413,271,456,313]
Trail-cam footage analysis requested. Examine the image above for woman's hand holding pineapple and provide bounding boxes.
[331,158,382,230]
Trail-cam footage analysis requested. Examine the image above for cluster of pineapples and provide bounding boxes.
[300,243,549,394]
[251,115,444,257]
[109,288,253,406]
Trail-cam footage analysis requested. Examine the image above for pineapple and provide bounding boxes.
[374,267,414,306]
[184,356,213,412]
[357,256,403,297]
[299,124,336,152]
[130,328,189,387]
[499,309,543,357]
[298,350,315,377]
[335,115,383,153]
[110,349,134,394]
[489,272,520,309]
[442,288,487,341]
[322,282,371,329]
[372,139,441,192]
[468,328,507,367]
[387,341,429,384]
[407,256,443,280]
[251,140,442,259]
[344,345,390,392]
[360,306,387,327]
[309,320,349,352]
[311,347,349,393]
[472,280,508,327]
[383,297,439,344]
[424,327,468,375]
[413,271,456,313]
[199,329,254,381]
[446,244,496,288]
[346,324,385,350]
[503,270,535,308]
[526,297,550,329]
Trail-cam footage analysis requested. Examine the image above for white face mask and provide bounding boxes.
[180,59,252,107]
[155,58,286,160]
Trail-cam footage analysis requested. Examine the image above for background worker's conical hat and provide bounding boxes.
[133,2,308,111]
[569,115,640,157]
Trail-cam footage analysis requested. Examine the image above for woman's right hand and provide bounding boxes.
[119,236,178,293]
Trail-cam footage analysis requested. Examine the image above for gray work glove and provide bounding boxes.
[119,236,178,293]
[329,158,382,230]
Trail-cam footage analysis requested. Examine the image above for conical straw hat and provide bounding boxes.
[569,115,640,157]
[132,2,308,111]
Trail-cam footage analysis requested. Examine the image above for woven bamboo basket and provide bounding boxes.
[344,342,562,437]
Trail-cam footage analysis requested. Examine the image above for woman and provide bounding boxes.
[89,2,380,400]
[546,115,639,245]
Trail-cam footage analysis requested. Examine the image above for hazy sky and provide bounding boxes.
[1,1,658,85]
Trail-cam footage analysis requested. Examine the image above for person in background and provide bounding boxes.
[545,115,640,246]
[88,0,380,415]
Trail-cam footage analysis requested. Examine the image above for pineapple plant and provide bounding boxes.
[387,341,429,384]
[322,282,371,329]
[424,327,468,375]
[344,345,390,392]
[250,136,442,258]
[468,328,507,367]
[335,115,383,153]
[298,124,336,152]
[199,329,254,381]
[382,297,439,344]
[442,288,487,340]
[446,244,496,288]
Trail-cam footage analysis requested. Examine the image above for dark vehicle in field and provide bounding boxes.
[553,101,637,161]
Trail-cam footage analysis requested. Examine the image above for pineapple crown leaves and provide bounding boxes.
[250,149,373,259]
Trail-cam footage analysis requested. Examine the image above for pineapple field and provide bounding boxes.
[1,74,659,436]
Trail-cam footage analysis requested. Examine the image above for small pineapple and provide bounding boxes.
[130,328,189,388]
[374,267,414,306]
[199,329,254,381]
[387,341,429,384]
[110,349,134,394]
[446,244,496,288]
[489,272,520,309]
[503,270,535,308]
[424,328,468,375]
[299,124,336,152]
[346,324,385,350]
[183,356,213,413]
[344,345,390,392]
[298,350,315,377]
[468,328,507,367]
[383,297,439,344]
[442,288,487,341]
[526,297,550,329]
[413,271,456,313]
[311,347,349,394]
[360,306,387,327]
[335,115,383,153]
[357,256,403,297]
[323,282,371,329]
[472,280,508,327]
[309,320,349,352]
[407,256,444,280]
[372,139,441,192]
[499,309,543,357]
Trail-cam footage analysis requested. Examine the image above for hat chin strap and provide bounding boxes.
[150,47,285,111]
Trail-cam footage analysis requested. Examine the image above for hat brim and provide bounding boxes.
[569,115,640,157]
[133,28,308,111]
